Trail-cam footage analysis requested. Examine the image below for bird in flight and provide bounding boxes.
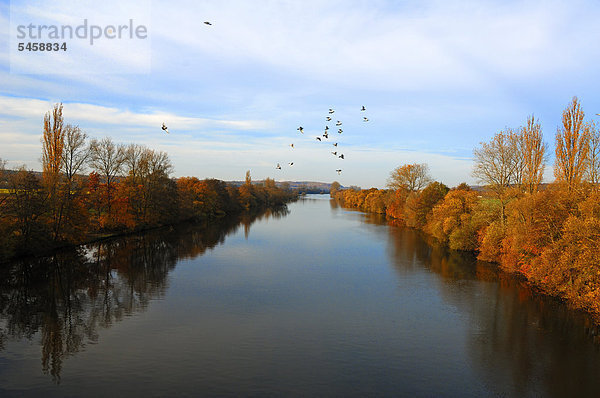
[336,121,342,126]
[333,143,338,147]
[290,144,294,148]
[276,163,282,169]
[339,154,344,159]
[361,106,366,111]
[326,116,332,121]
[325,125,329,130]
[336,169,342,175]
[204,21,212,25]
[332,151,337,155]
[161,123,169,134]
[297,126,304,134]
[288,162,294,166]
[338,128,343,134]
[328,109,335,114]
[316,137,321,141]
[323,132,329,139]
[363,117,369,122]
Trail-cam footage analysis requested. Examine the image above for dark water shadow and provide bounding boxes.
[0,206,290,383]
[382,218,600,398]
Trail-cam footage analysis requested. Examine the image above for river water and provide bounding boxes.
[0,194,599,397]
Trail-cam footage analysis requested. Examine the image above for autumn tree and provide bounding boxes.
[554,96,591,191]
[519,115,547,194]
[6,167,51,250]
[0,157,7,209]
[410,181,449,228]
[387,163,432,192]
[330,181,341,197]
[41,103,66,240]
[239,170,256,210]
[121,146,175,226]
[0,158,12,259]
[42,103,65,178]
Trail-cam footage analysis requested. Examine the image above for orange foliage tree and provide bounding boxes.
[554,96,591,192]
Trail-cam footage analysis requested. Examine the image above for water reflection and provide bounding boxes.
[385,222,600,397]
[0,206,290,383]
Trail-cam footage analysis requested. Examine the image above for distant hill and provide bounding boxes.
[226,180,342,194]
[0,169,346,194]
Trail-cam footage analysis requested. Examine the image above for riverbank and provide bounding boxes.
[0,169,298,264]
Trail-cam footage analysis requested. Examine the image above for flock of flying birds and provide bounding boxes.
[278,106,369,175]
[161,21,372,178]
[161,106,370,177]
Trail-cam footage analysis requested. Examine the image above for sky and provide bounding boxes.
[1,0,600,188]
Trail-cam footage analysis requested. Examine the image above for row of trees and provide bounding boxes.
[334,97,600,321]
[0,104,296,261]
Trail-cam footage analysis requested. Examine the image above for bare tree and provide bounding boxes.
[473,129,520,224]
[586,121,600,187]
[62,125,89,181]
[554,96,591,191]
[123,143,146,184]
[89,137,126,217]
[387,163,431,192]
[473,129,519,193]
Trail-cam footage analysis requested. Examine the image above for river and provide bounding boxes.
[0,194,599,397]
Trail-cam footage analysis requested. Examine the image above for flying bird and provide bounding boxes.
[276,163,282,169]
[204,21,212,25]
[336,169,342,174]
[336,121,342,126]
[326,116,332,121]
[161,123,169,134]
[361,106,366,111]
[290,144,294,148]
[328,108,335,114]
[323,132,329,139]
[338,128,343,134]
[297,126,304,133]
[339,154,344,159]
[316,137,321,141]
[332,151,337,155]
[333,143,338,147]
[363,117,369,122]
[288,162,294,166]
[325,125,329,130]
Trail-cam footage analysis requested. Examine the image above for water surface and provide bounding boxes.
[0,195,599,397]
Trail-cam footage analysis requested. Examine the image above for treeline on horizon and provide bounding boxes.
[333,96,600,321]
[0,104,296,262]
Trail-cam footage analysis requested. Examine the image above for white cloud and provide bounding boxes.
[0,96,270,131]
[149,0,600,91]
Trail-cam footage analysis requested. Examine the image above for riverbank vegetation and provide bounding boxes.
[334,96,600,321]
[0,104,296,262]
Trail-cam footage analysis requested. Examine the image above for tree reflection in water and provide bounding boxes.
[384,222,600,398]
[0,205,290,383]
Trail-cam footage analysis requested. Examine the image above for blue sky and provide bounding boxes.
[1,0,600,188]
